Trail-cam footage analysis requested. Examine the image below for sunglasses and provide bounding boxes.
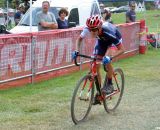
[89,28,98,32]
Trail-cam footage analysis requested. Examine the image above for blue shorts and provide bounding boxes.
[93,40,110,56]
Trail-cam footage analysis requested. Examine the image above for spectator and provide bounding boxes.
[126,2,136,23]
[99,3,105,10]
[57,8,69,29]
[23,0,30,13]
[36,1,58,31]
[14,4,25,25]
[4,13,12,29]
[101,8,113,23]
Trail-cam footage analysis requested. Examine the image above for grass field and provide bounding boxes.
[0,10,160,130]
[112,10,160,33]
[0,46,160,130]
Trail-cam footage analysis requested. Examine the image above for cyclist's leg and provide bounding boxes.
[105,44,114,84]
[96,63,101,86]
[106,63,114,83]
[93,40,108,87]
[92,40,107,105]
[92,62,102,105]
[101,45,115,94]
[101,63,114,95]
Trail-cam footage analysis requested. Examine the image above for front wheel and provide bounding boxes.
[71,75,94,124]
[103,68,124,113]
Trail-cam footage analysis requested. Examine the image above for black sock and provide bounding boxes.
[107,78,112,85]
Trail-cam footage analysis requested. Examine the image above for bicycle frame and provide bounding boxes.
[78,58,101,101]
[71,53,125,124]
[74,53,121,101]
[104,75,120,100]
[88,58,121,101]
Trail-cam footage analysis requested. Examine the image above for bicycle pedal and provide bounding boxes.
[92,100,101,105]
[92,102,101,105]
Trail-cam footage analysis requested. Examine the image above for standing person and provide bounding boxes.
[126,2,136,23]
[14,4,25,25]
[57,8,69,29]
[23,0,30,13]
[36,1,58,31]
[101,8,115,58]
[4,12,11,28]
[72,15,125,105]
[101,8,113,23]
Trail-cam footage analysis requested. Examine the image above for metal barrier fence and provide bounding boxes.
[0,22,140,88]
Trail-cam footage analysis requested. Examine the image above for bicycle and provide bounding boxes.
[147,34,160,48]
[71,53,125,124]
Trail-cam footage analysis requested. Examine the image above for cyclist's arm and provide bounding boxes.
[76,36,83,52]
[40,22,58,29]
[76,27,90,51]
[111,43,125,59]
[104,28,125,59]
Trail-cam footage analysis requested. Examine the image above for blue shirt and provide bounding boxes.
[57,18,68,29]
[126,10,136,22]
[14,11,22,19]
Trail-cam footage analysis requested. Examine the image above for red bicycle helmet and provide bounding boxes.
[86,15,102,29]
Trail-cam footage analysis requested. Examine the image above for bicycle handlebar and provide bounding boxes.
[74,53,102,66]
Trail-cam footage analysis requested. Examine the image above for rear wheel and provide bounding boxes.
[147,34,160,48]
[71,75,94,124]
[103,68,124,113]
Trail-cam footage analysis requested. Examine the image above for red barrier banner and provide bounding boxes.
[118,22,140,51]
[0,23,140,88]
[0,34,32,81]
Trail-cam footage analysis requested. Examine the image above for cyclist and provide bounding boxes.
[72,15,125,105]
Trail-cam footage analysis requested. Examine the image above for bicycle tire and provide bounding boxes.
[103,68,124,113]
[150,41,160,48]
[147,34,160,48]
[71,74,94,124]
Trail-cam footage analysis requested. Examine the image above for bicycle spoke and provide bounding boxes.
[71,75,94,124]
[103,68,124,113]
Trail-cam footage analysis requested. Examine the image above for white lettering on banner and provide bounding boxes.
[35,41,47,69]
[0,43,22,76]
[0,38,4,45]
[25,41,48,70]
[55,38,72,64]
[46,38,72,66]
[55,40,64,64]
[0,37,73,76]
[25,43,31,71]
[45,40,55,66]
[65,38,72,62]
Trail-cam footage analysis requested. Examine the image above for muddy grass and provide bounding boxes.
[0,48,160,130]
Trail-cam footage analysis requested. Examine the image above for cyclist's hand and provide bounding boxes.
[71,51,79,60]
[102,56,112,65]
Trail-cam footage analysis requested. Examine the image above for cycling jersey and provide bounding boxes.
[80,22,122,56]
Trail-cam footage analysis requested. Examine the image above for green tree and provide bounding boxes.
[0,0,4,8]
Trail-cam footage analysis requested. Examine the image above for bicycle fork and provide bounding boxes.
[94,76,101,95]
[78,77,94,101]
